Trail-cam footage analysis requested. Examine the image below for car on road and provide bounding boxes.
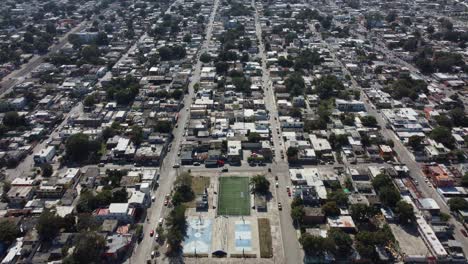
[151,195,156,202]
[173,164,180,168]
[461,229,468,237]
[275,182,279,188]
[221,168,228,172]
[164,199,169,206]
[193,162,201,166]
[150,230,154,237]
[158,218,164,226]
[151,251,156,258]
[278,202,282,210]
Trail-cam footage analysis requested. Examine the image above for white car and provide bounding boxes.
[173,164,180,168]
[158,218,164,226]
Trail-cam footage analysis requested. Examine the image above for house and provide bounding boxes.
[303,207,325,225]
[33,146,56,165]
[103,234,133,260]
[335,99,366,112]
[227,140,242,165]
[423,164,454,188]
[94,203,135,224]
[327,215,357,233]
[7,186,34,208]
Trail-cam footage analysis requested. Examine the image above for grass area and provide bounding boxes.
[258,218,273,258]
[192,176,210,195]
[218,176,250,216]
[185,176,210,208]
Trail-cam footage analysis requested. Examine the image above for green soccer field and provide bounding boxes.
[218,177,251,216]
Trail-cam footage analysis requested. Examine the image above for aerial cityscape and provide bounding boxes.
[0,0,467,263]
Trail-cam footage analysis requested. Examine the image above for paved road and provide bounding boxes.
[130,0,220,262]
[0,20,90,97]
[253,2,303,264]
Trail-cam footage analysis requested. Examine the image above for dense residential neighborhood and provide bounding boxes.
[0,0,467,263]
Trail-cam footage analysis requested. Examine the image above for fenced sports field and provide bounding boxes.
[217,177,250,216]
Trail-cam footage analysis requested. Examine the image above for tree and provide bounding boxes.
[328,228,353,256]
[81,45,101,64]
[3,111,25,127]
[284,73,305,97]
[371,173,393,191]
[328,190,348,206]
[290,205,305,225]
[41,163,53,177]
[71,232,106,264]
[299,233,335,256]
[385,77,428,100]
[450,108,468,127]
[379,186,401,207]
[426,25,435,34]
[287,147,298,160]
[361,115,378,127]
[200,53,212,63]
[395,200,415,223]
[65,133,100,162]
[314,75,345,100]
[322,201,340,217]
[37,210,62,242]
[0,220,20,245]
[289,108,302,119]
[129,125,143,145]
[165,205,187,254]
[461,173,468,187]
[112,188,128,203]
[448,197,468,212]
[215,61,229,74]
[408,135,424,150]
[45,23,57,35]
[96,32,109,46]
[250,175,270,194]
[23,32,34,44]
[350,204,376,222]
[83,94,97,107]
[430,126,455,149]
[183,34,191,43]
[247,132,261,143]
[172,172,194,206]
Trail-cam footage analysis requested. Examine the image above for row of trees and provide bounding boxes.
[166,172,193,254]
[372,174,415,223]
[103,76,140,105]
[77,188,128,213]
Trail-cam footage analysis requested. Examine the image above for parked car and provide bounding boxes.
[278,202,282,210]
[150,230,154,237]
[173,164,180,168]
[461,229,467,237]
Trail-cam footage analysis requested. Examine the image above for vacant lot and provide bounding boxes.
[258,218,273,258]
[218,176,250,216]
[185,176,210,208]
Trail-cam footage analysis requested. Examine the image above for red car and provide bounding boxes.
[150,230,154,237]
[461,229,468,237]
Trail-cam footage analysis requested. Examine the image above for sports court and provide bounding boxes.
[183,217,213,255]
[234,220,252,251]
[217,176,250,216]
